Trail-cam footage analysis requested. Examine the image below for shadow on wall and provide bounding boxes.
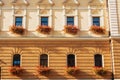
[16,70,39,80]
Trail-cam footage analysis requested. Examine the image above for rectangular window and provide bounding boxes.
[41,17,48,26]
[67,17,74,25]
[92,17,100,26]
[15,17,23,26]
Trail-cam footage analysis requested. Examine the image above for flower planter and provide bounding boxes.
[9,66,24,76]
[9,25,25,35]
[66,67,79,75]
[63,25,79,35]
[36,25,52,34]
[37,66,51,75]
[89,25,106,35]
[93,67,107,76]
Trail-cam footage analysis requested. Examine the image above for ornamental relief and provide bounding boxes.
[40,9,49,14]
[11,47,23,55]
[91,9,101,14]
[65,47,81,54]
[65,9,75,14]
[15,9,23,14]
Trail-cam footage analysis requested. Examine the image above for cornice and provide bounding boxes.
[12,0,29,6]
[63,0,79,5]
[37,0,54,5]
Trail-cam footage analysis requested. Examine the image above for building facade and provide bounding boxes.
[0,0,113,79]
[109,0,120,79]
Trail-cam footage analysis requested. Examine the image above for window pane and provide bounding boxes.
[93,17,100,26]
[67,17,74,25]
[13,54,20,66]
[15,17,23,26]
[67,54,75,67]
[94,54,102,67]
[40,54,48,67]
[41,17,48,26]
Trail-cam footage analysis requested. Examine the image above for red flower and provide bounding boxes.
[36,25,52,34]
[90,25,106,34]
[66,66,79,75]
[9,25,25,35]
[64,25,79,35]
[37,66,51,75]
[9,66,24,76]
[93,66,107,76]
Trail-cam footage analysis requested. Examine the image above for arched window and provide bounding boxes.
[13,54,21,66]
[40,54,48,67]
[67,54,75,67]
[94,54,102,67]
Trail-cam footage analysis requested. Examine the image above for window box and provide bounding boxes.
[66,67,79,75]
[37,66,51,75]
[36,25,52,34]
[89,25,106,35]
[93,66,107,76]
[9,66,24,76]
[64,25,79,35]
[9,25,25,35]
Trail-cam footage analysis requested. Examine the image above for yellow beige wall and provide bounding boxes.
[0,39,112,79]
[0,0,109,37]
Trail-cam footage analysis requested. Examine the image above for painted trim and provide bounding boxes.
[12,0,29,5]
[63,0,79,4]
[38,0,53,5]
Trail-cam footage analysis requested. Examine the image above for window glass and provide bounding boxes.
[15,17,23,26]
[94,54,102,67]
[41,17,48,26]
[13,54,20,66]
[93,17,100,26]
[67,54,75,67]
[40,54,48,67]
[67,17,74,25]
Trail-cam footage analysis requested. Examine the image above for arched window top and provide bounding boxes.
[40,54,48,59]
[67,54,75,56]
[95,54,102,56]
[40,54,48,67]
[67,54,75,67]
[13,54,21,66]
[13,54,20,60]
[94,54,102,67]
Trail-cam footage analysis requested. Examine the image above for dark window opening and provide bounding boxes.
[94,54,102,67]
[67,54,75,67]
[40,54,48,67]
[13,54,20,66]
[15,17,23,26]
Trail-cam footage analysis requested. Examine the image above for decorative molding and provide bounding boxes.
[89,0,104,6]
[0,0,4,6]
[66,47,81,54]
[11,47,23,55]
[89,0,103,4]
[63,0,79,5]
[12,0,29,6]
[37,0,54,5]
[91,9,100,14]
[15,9,23,14]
